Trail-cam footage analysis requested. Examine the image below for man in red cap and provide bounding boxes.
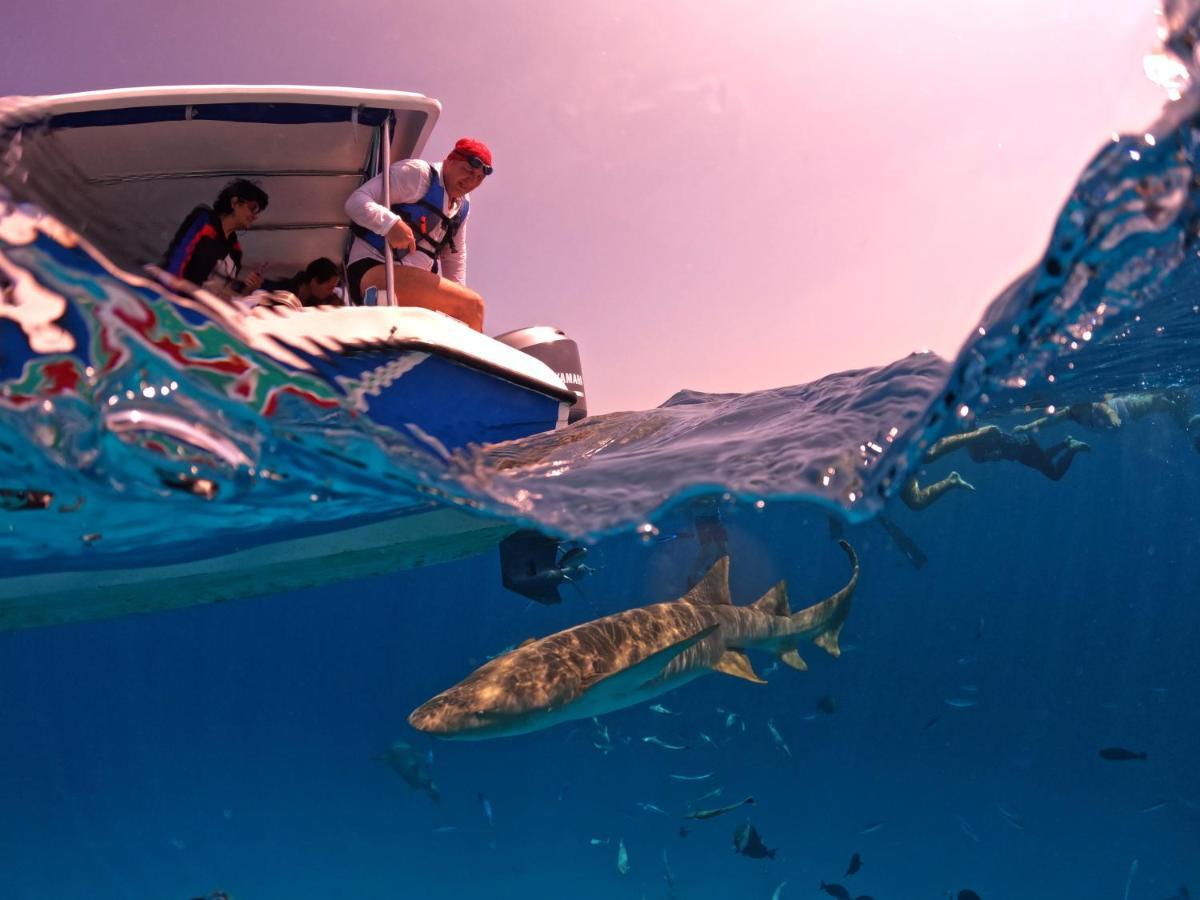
[344,138,494,329]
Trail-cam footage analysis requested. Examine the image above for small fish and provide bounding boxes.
[732,822,777,859]
[589,837,610,845]
[996,801,1025,831]
[922,716,941,731]
[957,656,977,665]
[1123,858,1139,900]
[683,796,754,820]
[816,695,837,715]
[1137,799,1170,814]
[955,814,980,843]
[484,643,518,660]
[958,892,982,900]
[960,683,980,693]
[1100,747,1147,762]
[650,704,678,716]
[379,740,440,802]
[767,719,792,758]
[763,661,780,676]
[770,881,788,900]
[643,736,689,751]
[432,825,457,834]
[616,838,630,875]
[819,882,851,900]
[477,792,494,827]
[662,848,676,893]
[636,802,668,815]
[724,712,741,729]
[844,851,861,875]
[858,821,885,835]
[944,698,978,709]
[698,731,720,749]
[669,772,714,781]
[693,787,724,803]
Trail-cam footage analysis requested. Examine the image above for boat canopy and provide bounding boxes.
[0,85,441,280]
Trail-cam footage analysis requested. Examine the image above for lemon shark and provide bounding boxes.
[409,541,859,740]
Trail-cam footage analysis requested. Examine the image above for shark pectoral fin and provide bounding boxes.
[751,581,789,616]
[813,625,844,657]
[580,625,720,697]
[682,557,732,605]
[779,649,808,671]
[713,650,767,684]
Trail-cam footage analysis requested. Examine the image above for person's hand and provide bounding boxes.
[241,271,264,293]
[386,220,417,254]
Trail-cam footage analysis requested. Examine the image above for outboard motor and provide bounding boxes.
[494,326,587,422]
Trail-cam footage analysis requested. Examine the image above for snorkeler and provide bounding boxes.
[1015,390,1200,452]
[923,424,1090,482]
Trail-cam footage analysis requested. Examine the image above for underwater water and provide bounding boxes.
[4,14,1200,900]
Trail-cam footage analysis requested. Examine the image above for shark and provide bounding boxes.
[408,540,859,740]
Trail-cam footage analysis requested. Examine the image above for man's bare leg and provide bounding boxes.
[923,425,1000,462]
[900,471,975,511]
[361,265,485,332]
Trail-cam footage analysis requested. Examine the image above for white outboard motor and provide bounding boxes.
[494,326,587,422]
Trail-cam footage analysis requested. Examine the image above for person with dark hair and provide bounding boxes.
[1015,390,1200,452]
[162,179,269,297]
[343,138,491,330]
[287,257,341,307]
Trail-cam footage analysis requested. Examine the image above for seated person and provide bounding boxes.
[266,257,342,307]
[162,179,268,300]
[343,138,491,331]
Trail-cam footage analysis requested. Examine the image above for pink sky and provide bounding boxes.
[1,0,1168,413]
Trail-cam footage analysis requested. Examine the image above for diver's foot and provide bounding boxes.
[947,471,976,492]
[1066,437,1091,453]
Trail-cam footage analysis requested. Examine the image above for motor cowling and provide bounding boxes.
[494,325,587,422]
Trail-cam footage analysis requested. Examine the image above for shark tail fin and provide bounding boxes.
[790,540,858,658]
[751,580,789,616]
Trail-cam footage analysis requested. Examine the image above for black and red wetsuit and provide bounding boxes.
[162,206,242,286]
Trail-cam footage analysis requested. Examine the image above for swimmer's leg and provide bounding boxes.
[924,425,1000,462]
[1042,436,1091,481]
[900,471,975,511]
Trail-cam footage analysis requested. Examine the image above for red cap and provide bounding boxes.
[449,138,493,167]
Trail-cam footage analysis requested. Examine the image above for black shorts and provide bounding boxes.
[346,257,382,305]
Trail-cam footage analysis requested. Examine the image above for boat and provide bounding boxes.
[0,85,588,629]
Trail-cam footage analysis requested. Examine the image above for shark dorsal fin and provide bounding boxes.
[779,649,808,671]
[683,556,732,605]
[579,625,719,697]
[712,649,767,684]
[751,581,789,616]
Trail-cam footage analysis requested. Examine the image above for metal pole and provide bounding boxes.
[381,114,396,307]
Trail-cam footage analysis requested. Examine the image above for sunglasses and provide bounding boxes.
[464,155,494,176]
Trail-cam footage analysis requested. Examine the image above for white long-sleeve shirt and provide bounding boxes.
[343,159,468,285]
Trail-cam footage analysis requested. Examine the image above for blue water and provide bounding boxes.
[4,19,1200,900]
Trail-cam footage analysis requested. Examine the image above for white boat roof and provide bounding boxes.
[0,85,441,279]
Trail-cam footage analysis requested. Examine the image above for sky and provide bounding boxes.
[0,0,1170,414]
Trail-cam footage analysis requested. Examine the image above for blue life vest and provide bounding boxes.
[350,165,469,274]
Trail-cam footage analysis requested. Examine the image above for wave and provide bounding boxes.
[3,8,1200,565]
